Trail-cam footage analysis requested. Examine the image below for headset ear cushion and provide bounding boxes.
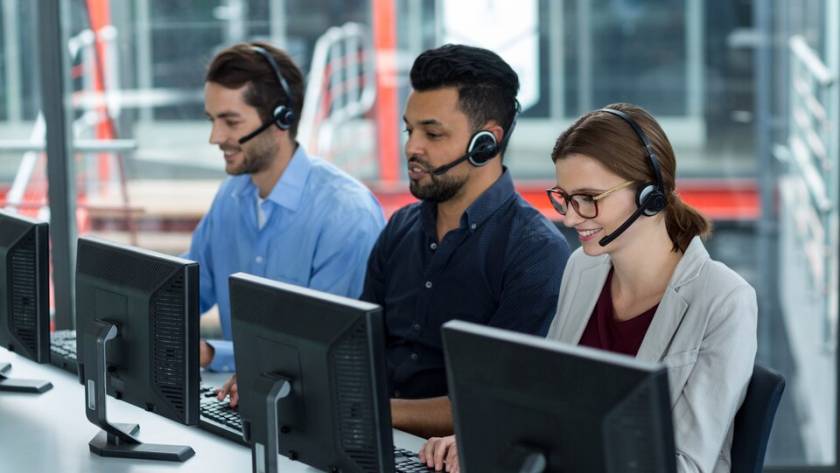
[467,131,499,166]
[636,184,667,216]
[273,105,294,130]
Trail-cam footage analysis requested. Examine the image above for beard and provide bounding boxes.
[226,134,277,176]
[408,157,467,203]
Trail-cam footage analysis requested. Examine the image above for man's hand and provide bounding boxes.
[419,435,459,472]
[216,374,239,408]
[200,339,215,368]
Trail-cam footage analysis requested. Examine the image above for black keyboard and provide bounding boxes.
[198,384,247,445]
[49,329,246,444]
[394,447,436,472]
[199,385,433,472]
[50,330,79,374]
[49,330,432,472]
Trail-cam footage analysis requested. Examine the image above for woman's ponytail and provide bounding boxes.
[665,194,711,253]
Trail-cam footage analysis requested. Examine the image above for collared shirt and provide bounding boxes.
[256,196,267,229]
[187,146,385,371]
[362,169,570,398]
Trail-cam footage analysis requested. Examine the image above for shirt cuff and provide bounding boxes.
[206,339,236,372]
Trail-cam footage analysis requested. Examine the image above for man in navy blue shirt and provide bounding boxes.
[362,44,571,437]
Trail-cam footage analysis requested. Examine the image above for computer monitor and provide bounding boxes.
[442,320,677,473]
[0,210,52,393]
[75,236,199,462]
[229,272,394,473]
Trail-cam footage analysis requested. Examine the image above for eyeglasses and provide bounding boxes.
[545,181,635,218]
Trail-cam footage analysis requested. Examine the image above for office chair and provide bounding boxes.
[731,363,786,473]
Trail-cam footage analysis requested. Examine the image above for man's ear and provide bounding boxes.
[480,121,504,144]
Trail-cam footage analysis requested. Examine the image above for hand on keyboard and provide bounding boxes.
[418,435,459,472]
[394,447,438,473]
[216,374,239,407]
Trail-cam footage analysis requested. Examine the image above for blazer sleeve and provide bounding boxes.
[673,283,757,473]
[545,248,585,340]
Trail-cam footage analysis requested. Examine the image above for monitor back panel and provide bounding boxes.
[443,321,675,473]
[230,274,393,473]
[75,237,199,425]
[0,212,49,363]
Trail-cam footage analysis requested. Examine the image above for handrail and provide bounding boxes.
[789,35,835,86]
[6,24,138,243]
[0,139,137,153]
[298,22,376,157]
[5,114,46,208]
[786,34,836,215]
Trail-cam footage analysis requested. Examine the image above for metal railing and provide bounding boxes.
[781,35,837,338]
[297,22,377,173]
[1,25,140,243]
[775,33,838,463]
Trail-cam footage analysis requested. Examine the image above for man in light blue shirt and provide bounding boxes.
[190,41,384,372]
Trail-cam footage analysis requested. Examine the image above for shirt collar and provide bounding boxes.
[420,167,516,235]
[266,145,311,211]
[463,168,515,228]
[230,145,312,212]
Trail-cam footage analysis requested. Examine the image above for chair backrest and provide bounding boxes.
[731,363,786,473]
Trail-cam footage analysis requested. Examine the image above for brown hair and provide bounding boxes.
[550,103,711,252]
[206,41,304,138]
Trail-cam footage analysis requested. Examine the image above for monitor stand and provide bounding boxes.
[503,445,547,473]
[250,373,292,473]
[83,319,194,462]
[0,361,53,393]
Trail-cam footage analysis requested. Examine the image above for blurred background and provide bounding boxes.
[0,1,836,470]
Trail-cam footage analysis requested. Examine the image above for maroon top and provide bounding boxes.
[578,269,658,356]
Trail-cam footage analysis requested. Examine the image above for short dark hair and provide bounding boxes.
[410,44,520,154]
[206,41,304,138]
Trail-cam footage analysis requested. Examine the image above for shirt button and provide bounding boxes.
[430,242,438,250]
[424,281,432,289]
[255,256,264,264]
[410,353,419,361]
[470,223,477,230]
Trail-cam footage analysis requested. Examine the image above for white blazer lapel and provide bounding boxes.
[635,237,708,363]
[560,261,611,344]
[635,289,689,363]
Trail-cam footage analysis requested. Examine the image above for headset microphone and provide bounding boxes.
[596,107,668,247]
[417,130,495,176]
[237,45,296,146]
[422,100,521,177]
[597,202,646,247]
[428,152,472,176]
[238,120,275,145]
[431,130,500,175]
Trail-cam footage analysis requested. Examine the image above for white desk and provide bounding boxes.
[0,348,426,472]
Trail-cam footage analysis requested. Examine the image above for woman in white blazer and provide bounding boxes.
[420,103,757,473]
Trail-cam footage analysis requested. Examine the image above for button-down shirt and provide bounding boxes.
[186,146,385,371]
[361,169,570,398]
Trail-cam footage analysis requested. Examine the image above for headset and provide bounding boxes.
[429,99,522,176]
[238,45,296,145]
[596,108,668,247]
